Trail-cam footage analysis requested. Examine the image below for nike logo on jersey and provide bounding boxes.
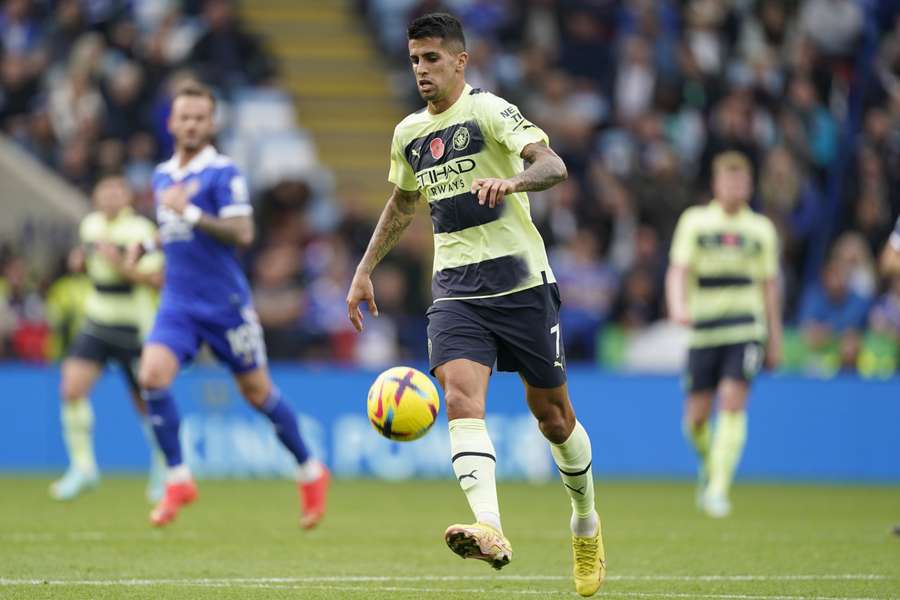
[564,483,585,496]
[457,469,478,483]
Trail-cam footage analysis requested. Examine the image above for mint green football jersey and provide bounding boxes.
[389,84,555,301]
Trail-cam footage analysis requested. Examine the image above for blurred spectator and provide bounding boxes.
[612,265,661,331]
[0,53,39,125]
[42,0,86,65]
[758,145,823,311]
[0,0,42,58]
[302,235,357,362]
[799,0,864,58]
[799,258,870,369]
[102,61,148,140]
[552,230,619,361]
[831,232,878,301]
[784,74,837,170]
[629,142,692,247]
[252,243,307,360]
[868,274,900,341]
[557,5,615,89]
[614,36,656,124]
[841,145,894,257]
[188,0,275,94]
[528,70,605,156]
[124,131,158,210]
[0,255,49,361]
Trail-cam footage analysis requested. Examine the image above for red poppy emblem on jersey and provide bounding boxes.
[430,138,445,160]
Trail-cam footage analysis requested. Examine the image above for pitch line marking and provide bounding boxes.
[16,581,890,600]
[0,574,892,586]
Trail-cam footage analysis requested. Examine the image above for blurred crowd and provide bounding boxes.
[362,0,900,375]
[2,0,900,376]
[0,0,275,201]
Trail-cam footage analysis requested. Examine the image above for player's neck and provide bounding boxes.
[714,198,745,215]
[175,144,208,168]
[427,79,466,115]
[103,206,129,221]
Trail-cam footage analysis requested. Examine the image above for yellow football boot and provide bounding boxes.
[444,522,512,570]
[572,523,606,597]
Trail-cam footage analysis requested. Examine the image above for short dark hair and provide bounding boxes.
[173,81,216,108]
[407,12,466,50]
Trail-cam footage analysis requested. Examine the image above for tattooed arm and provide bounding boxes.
[511,142,568,192]
[471,142,568,208]
[346,186,420,331]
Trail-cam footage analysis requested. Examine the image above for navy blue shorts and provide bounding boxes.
[426,282,567,389]
[67,319,142,394]
[147,304,267,373]
[684,341,764,393]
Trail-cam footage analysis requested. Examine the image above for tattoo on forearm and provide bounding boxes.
[359,193,417,272]
[511,144,567,192]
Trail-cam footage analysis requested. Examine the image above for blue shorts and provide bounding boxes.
[426,281,567,389]
[147,304,267,373]
[684,341,764,393]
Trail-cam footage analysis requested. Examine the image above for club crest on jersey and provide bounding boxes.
[430,138,445,160]
[452,127,470,151]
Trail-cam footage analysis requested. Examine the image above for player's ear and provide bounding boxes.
[456,51,468,72]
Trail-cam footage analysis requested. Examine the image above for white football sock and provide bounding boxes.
[61,399,97,475]
[550,421,599,537]
[449,418,502,532]
[166,463,192,484]
[296,458,323,483]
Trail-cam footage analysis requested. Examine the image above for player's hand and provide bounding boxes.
[160,180,199,214]
[94,241,123,265]
[67,246,85,273]
[471,178,516,208]
[346,270,378,332]
[124,241,144,269]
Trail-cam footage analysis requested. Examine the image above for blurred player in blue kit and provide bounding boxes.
[133,82,328,528]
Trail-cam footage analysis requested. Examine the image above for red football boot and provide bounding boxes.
[299,466,330,529]
[150,480,198,527]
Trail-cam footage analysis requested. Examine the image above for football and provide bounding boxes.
[367,366,440,441]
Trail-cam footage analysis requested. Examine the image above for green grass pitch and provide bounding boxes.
[0,478,898,599]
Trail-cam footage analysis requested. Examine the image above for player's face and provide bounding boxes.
[168,95,215,153]
[713,168,752,210]
[408,37,467,103]
[93,178,132,216]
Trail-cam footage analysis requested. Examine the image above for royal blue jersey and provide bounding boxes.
[152,145,253,319]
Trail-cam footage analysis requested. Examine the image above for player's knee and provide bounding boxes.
[59,377,83,403]
[138,361,172,390]
[717,381,748,411]
[240,383,270,408]
[235,373,272,408]
[443,388,482,420]
[685,414,707,431]
[537,411,574,444]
